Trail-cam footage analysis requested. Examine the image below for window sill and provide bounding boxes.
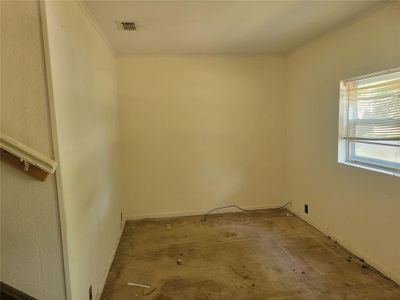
[338,161,400,177]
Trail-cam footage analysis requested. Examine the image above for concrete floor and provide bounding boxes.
[101,209,400,299]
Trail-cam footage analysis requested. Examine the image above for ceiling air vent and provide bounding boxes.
[117,21,136,31]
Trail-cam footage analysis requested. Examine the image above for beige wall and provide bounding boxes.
[285,3,400,284]
[42,1,122,299]
[0,1,66,299]
[2,2,399,299]
[118,55,286,219]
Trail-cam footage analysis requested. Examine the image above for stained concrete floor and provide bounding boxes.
[101,209,400,299]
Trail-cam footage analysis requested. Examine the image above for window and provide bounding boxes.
[338,68,400,176]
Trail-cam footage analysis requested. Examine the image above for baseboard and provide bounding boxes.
[289,207,400,286]
[126,203,290,221]
[96,220,126,300]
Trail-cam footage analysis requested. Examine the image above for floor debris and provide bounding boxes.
[143,287,157,296]
[127,282,151,289]
[230,265,250,280]
[177,258,183,265]
[224,232,237,238]
[101,210,400,299]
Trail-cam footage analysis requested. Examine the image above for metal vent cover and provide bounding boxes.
[117,21,136,31]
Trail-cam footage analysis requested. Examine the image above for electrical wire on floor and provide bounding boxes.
[202,202,292,222]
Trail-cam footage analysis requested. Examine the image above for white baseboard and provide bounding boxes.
[96,220,126,300]
[289,207,400,286]
[126,203,290,221]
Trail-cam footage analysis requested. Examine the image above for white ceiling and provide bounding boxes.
[82,0,386,55]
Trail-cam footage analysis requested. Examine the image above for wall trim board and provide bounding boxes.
[289,207,400,286]
[125,202,290,221]
[39,1,71,299]
[96,221,126,300]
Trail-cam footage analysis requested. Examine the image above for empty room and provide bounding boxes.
[1,0,399,299]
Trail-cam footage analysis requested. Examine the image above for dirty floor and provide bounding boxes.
[101,209,400,299]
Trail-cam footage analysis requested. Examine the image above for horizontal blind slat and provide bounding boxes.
[342,71,400,141]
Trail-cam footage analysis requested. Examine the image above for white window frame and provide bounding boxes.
[338,68,400,177]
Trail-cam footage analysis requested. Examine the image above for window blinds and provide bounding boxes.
[340,70,400,143]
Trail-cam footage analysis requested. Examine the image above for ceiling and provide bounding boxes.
[81,0,386,55]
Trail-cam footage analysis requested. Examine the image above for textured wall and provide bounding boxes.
[42,1,123,299]
[285,3,400,284]
[118,55,286,219]
[0,1,66,299]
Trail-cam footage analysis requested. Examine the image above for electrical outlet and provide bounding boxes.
[89,285,92,300]
[304,204,309,214]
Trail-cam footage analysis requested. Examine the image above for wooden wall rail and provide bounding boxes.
[0,133,57,181]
